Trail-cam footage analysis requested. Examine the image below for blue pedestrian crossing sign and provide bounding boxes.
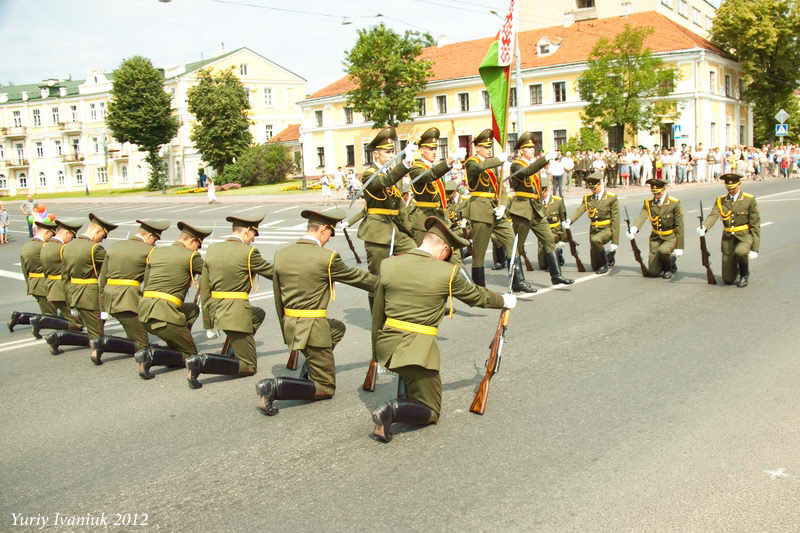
[776,123,788,136]
[672,124,682,139]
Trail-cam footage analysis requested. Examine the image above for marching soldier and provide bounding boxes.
[627,178,685,279]
[463,128,514,287]
[508,132,572,290]
[537,178,569,271]
[45,214,117,356]
[370,216,515,442]
[563,171,620,274]
[187,213,273,389]
[92,219,170,364]
[696,173,760,287]
[11,218,57,333]
[32,219,84,338]
[256,209,376,415]
[134,222,210,380]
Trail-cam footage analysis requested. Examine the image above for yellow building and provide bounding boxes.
[298,11,750,177]
[0,47,306,196]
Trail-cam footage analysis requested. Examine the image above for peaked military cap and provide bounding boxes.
[88,212,118,233]
[136,219,170,239]
[584,170,605,187]
[425,216,470,249]
[514,131,537,150]
[55,218,84,235]
[444,179,459,193]
[226,212,265,237]
[177,221,213,241]
[417,127,440,148]
[301,208,346,236]
[473,128,494,147]
[368,126,397,150]
[645,178,666,192]
[721,173,742,188]
[34,218,57,231]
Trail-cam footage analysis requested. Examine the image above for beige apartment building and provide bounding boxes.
[0,47,306,196]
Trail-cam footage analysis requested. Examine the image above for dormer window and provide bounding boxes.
[537,37,561,57]
[539,44,550,55]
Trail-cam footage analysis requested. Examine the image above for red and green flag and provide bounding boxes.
[479,0,517,148]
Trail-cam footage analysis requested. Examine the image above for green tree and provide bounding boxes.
[577,25,679,145]
[106,56,178,190]
[561,126,605,155]
[710,0,800,144]
[187,67,253,173]
[221,144,295,186]
[343,23,434,128]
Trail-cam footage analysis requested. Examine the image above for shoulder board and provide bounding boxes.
[362,166,376,175]
[411,161,428,170]
[668,196,679,202]
[466,156,479,164]
[717,194,727,200]
[553,195,562,200]
[606,193,616,198]
[583,194,592,200]
[513,159,527,166]
[742,193,754,198]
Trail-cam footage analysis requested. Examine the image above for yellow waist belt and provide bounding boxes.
[211,291,249,300]
[724,224,749,233]
[106,278,140,287]
[28,272,45,278]
[368,208,400,216]
[70,277,98,285]
[549,221,562,228]
[284,308,327,318]
[470,191,496,198]
[653,229,674,236]
[590,219,612,227]
[142,290,182,306]
[514,191,538,199]
[47,274,62,280]
[415,201,441,208]
[385,317,437,336]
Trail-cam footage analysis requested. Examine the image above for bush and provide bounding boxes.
[222,144,294,186]
[561,126,605,154]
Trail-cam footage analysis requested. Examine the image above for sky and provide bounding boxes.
[0,0,568,94]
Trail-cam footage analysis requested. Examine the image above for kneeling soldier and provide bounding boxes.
[627,178,684,278]
[135,222,210,379]
[11,218,57,333]
[257,209,376,415]
[563,171,619,274]
[92,219,170,364]
[186,213,273,388]
[370,216,515,442]
[537,178,570,272]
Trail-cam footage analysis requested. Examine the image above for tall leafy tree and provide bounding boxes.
[343,24,434,128]
[577,25,679,144]
[187,67,253,173]
[710,0,800,144]
[106,56,178,190]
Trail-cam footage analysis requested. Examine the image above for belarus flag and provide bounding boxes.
[479,0,517,149]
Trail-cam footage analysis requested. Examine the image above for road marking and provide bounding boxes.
[760,198,800,203]
[758,188,800,200]
[320,206,338,212]
[137,205,174,212]
[0,323,124,353]
[204,205,232,212]
[170,205,207,213]
[273,205,299,213]
[115,205,146,212]
[236,205,265,213]
[249,291,274,302]
[517,272,606,300]
[763,468,792,480]
[762,221,773,227]
[260,220,284,228]
[0,269,24,280]
[289,223,307,229]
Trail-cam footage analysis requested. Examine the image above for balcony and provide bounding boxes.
[108,151,128,160]
[59,121,82,132]
[2,126,27,139]
[61,153,85,164]
[6,159,29,168]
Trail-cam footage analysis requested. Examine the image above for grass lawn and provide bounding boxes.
[0,187,149,201]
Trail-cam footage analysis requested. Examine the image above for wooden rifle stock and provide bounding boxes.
[285,349,299,370]
[362,360,378,391]
[624,208,653,277]
[521,252,534,271]
[469,308,510,415]
[221,335,232,357]
[565,229,586,272]
[343,228,362,264]
[698,201,717,285]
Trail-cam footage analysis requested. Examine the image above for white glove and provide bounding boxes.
[556,240,567,249]
[496,151,508,161]
[609,244,619,252]
[626,226,638,240]
[459,218,468,229]
[672,249,684,257]
[493,205,507,219]
[748,251,758,260]
[100,312,109,320]
[206,329,220,340]
[403,143,417,167]
[545,151,558,161]
[70,308,80,318]
[695,226,706,237]
[340,220,350,230]
[502,293,517,309]
[562,219,571,229]
[450,147,466,160]
[502,161,512,175]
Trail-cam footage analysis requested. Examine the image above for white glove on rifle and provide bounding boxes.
[695,226,706,237]
[626,226,638,240]
[545,151,558,161]
[562,219,571,230]
[206,329,220,340]
[493,205,507,219]
[496,150,508,162]
[672,248,684,257]
[100,312,109,320]
[502,293,517,309]
[70,308,80,318]
[609,244,619,252]
[340,220,350,230]
[502,161,512,175]
[451,147,467,160]
[403,143,418,167]
[556,240,567,249]
[748,251,758,260]
[459,218,468,229]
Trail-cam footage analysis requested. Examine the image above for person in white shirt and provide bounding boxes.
[562,152,575,192]
[320,173,331,205]
[548,154,565,198]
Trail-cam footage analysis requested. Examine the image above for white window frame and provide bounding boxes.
[70,105,78,122]
[15,143,24,161]
[99,102,106,118]
[18,172,28,188]
[38,172,47,187]
[35,142,44,158]
[264,87,273,107]
[692,7,701,25]
[265,124,273,140]
[0,144,4,160]
[415,97,426,117]
[75,169,83,184]
[54,140,62,156]
[316,147,325,167]
[51,106,60,124]
[93,137,100,153]
[32,109,41,127]
[315,110,323,127]
[678,0,687,17]
[57,170,65,186]
[552,81,567,103]
[482,90,490,109]
[121,166,128,182]
[705,15,713,30]
[709,70,717,94]
[0,173,7,189]
[724,74,731,97]
[458,92,470,112]
[90,103,97,121]
[240,64,248,76]
[661,0,672,8]
[344,107,354,124]
[435,95,447,114]
[13,111,22,127]
[97,167,108,184]
[529,84,543,105]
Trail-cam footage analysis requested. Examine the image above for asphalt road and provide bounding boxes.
[1,180,798,531]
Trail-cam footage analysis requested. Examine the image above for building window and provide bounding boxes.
[576,0,595,7]
[437,137,448,160]
[316,147,325,167]
[264,87,272,107]
[708,71,716,93]
[436,95,447,114]
[739,125,745,144]
[344,107,354,124]
[363,143,373,165]
[458,92,470,112]
[35,142,44,158]
[70,105,78,121]
[678,0,687,17]
[482,90,490,109]
[15,143,24,161]
[506,132,518,155]
[553,81,566,102]
[98,167,108,184]
[57,170,65,185]
[90,103,97,121]
[72,139,80,154]
[32,109,41,127]
[93,137,100,153]
[75,169,83,184]
[710,122,717,144]
[0,144,3,159]
[18,173,27,188]
[100,102,106,118]
[724,74,731,97]
[705,15,713,30]
[725,123,731,144]
[738,78,744,99]
[54,140,62,156]
[346,145,355,166]
[529,84,543,105]
[13,111,22,127]
[240,64,248,76]
[315,110,323,127]
[661,0,672,8]
[692,7,701,25]
[416,97,426,116]
[121,166,128,181]
[175,162,181,183]
[554,129,567,149]
[39,172,47,187]
[509,87,517,107]
[265,124,273,140]
[52,106,60,124]
[0,174,6,189]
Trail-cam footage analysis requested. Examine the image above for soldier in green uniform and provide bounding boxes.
[11,218,58,333]
[563,171,620,274]
[32,218,85,338]
[91,219,170,364]
[463,128,515,287]
[605,149,619,187]
[256,208,376,415]
[370,216,515,442]
[134,222,210,380]
[187,213,273,388]
[627,178,685,279]
[45,213,118,356]
[508,132,572,290]
[696,173,760,287]
[537,178,569,271]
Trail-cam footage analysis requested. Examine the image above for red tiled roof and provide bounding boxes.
[306,11,728,101]
[268,123,301,143]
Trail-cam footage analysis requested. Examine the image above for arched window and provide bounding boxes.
[121,165,128,181]
[0,174,7,189]
[57,170,65,185]
[75,169,83,184]
[39,172,47,187]
[18,172,28,188]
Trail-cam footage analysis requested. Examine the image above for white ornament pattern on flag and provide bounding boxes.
[499,0,517,67]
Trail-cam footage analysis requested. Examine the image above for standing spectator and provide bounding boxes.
[640,149,653,183]
[320,173,331,205]
[548,155,565,198]
[592,151,607,177]
[198,167,207,188]
[333,167,345,198]
[618,149,630,188]
[677,149,688,184]
[0,202,8,244]
[562,151,575,192]
[207,175,218,204]
[19,194,38,237]
[758,149,768,181]
[630,148,641,186]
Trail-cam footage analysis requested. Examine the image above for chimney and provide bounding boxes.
[621,1,632,16]
[40,88,49,99]
[0,93,8,103]
[563,12,575,27]
[21,91,28,101]
[59,87,67,97]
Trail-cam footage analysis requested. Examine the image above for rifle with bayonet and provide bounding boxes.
[624,207,653,277]
[349,144,414,208]
[698,201,717,285]
[564,228,586,272]
[521,252,534,271]
[342,228,362,264]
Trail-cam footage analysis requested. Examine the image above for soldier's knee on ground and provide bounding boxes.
[329,318,346,348]
[251,306,266,331]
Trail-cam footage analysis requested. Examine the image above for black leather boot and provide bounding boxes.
[606,249,616,267]
[736,261,749,288]
[30,315,70,339]
[44,329,90,355]
[397,377,408,399]
[135,345,184,380]
[595,251,609,275]
[90,335,136,365]
[300,360,309,380]
[492,246,506,270]
[371,399,435,443]
[8,311,39,332]
[670,255,678,273]
[471,267,485,287]
[556,247,565,266]
[186,354,241,389]
[256,377,317,416]
[511,257,536,293]
[547,252,574,285]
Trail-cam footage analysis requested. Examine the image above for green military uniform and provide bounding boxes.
[463,129,514,285]
[575,152,591,187]
[20,220,57,316]
[568,172,620,273]
[406,127,453,244]
[369,216,505,442]
[39,219,84,332]
[256,208,377,415]
[188,213,273,388]
[538,193,568,270]
[632,179,685,278]
[701,173,760,286]
[605,150,619,187]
